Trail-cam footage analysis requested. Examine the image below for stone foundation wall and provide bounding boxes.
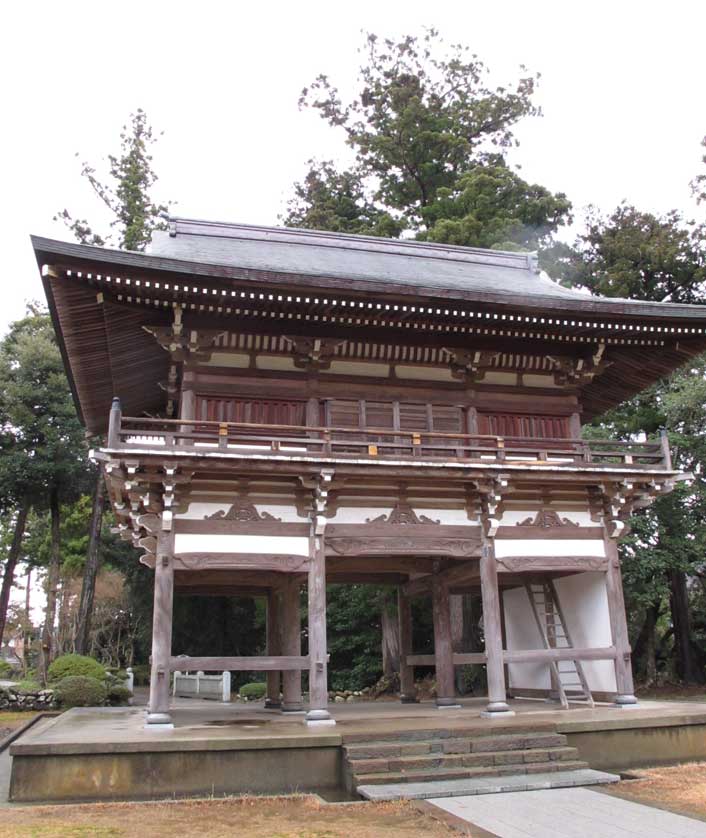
[0,687,55,712]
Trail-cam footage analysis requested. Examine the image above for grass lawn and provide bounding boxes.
[606,762,706,821]
[0,710,36,738]
[0,796,456,837]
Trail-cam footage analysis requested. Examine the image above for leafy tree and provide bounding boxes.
[55,108,170,251]
[419,158,571,251]
[561,204,705,302]
[284,160,402,237]
[570,207,706,684]
[298,29,539,231]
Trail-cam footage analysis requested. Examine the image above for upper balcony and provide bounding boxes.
[105,401,673,474]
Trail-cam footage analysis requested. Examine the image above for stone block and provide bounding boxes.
[441,739,470,754]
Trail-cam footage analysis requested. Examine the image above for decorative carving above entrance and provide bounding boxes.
[206,499,281,523]
[496,556,608,573]
[365,500,439,526]
[516,509,580,529]
[327,536,478,557]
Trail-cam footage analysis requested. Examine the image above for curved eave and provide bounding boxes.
[31,235,706,324]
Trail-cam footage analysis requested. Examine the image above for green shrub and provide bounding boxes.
[107,685,133,706]
[131,664,151,686]
[48,654,106,684]
[0,660,13,678]
[239,681,266,700]
[54,676,107,708]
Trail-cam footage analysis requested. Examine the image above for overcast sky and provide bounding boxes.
[2,0,705,338]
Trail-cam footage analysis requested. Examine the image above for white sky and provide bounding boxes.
[2,0,705,338]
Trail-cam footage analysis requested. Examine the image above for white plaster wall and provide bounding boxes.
[554,572,617,693]
[523,374,560,389]
[174,533,310,556]
[503,585,550,690]
[395,364,455,382]
[204,352,250,368]
[503,572,617,695]
[324,360,390,377]
[495,540,606,558]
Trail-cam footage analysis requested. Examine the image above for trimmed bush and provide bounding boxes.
[107,684,133,706]
[0,660,13,678]
[48,654,106,684]
[54,675,107,708]
[239,681,266,700]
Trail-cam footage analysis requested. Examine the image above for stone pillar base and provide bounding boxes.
[264,698,282,710]
[305,709,336,726]
[480,700,515,719]
[614,694,639,708]
[400,695,419,704]
[282,703,305,714]
[145,711,173,729]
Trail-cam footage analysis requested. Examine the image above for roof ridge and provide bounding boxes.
[165,215,539,273]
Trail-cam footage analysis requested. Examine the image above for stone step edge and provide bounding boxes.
[344,731,565,754]
[341,722,557,745]
[348,746,579,773]
[354,759,589,786]
[357,768,621,801]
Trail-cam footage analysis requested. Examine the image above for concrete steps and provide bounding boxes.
[343,724,609,799]
[357,768,621,801]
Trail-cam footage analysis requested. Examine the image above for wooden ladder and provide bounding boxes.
[524,581,595,710]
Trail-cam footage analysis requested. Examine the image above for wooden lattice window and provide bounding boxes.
[477,412,569,439]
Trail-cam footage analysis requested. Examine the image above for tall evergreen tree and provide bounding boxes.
[57,109,171,655]
[0,310,89,676]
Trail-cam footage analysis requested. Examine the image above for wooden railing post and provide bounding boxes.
[660,428,672,470]
[107,397,122,448]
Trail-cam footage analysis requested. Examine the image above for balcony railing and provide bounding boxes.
[106,401,672,470]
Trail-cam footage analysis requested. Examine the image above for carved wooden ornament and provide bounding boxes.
[516,509,580,529]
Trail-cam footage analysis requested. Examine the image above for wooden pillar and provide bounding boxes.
[265,589,282,709]
[397,588,417,703]
[281,577,303,712]
[147,530,175,726]
[306,536,333,723]
[479,532,513,716]
[432,573,459,708]
[604,537,637,705]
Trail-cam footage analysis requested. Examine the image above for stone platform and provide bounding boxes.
[9,696,706,802]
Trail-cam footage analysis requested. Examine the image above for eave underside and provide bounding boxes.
[41,267,706,434]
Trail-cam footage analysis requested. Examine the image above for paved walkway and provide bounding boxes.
[428,787,706,837]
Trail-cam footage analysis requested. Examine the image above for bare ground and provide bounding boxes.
[0,795,458,838]
[606,762,706,821]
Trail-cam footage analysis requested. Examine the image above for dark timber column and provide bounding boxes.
[432,571,459,708]
[605,536,637,706]
[306,534,333,723]
[281,577,303,712]
[397,587,417,703]
[265,589,282,709]
[479,529,513,717]
[147,529,175,726]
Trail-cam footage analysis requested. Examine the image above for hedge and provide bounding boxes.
[54,676,107,708]
[48,654,106,684]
